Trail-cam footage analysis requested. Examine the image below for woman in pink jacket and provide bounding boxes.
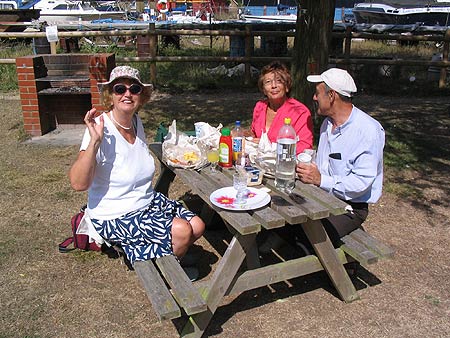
[251,61,313,154]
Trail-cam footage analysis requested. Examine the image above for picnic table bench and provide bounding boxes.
[134,142,394,337]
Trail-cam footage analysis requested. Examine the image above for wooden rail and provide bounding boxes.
[1,24,449,87]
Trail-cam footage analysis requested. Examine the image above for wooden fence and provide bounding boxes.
[1,24,450,87]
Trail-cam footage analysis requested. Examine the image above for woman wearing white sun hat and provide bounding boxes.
[69,65,205,267]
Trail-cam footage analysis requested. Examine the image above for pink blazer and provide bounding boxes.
[251,97,314,154]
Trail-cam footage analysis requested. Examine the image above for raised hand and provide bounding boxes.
[84,108,104,146]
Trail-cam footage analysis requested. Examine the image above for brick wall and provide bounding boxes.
[15,53,115,137]
[89,53,116,114]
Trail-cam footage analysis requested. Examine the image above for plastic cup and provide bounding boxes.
[302,149,317,163]
[297,153,312,164]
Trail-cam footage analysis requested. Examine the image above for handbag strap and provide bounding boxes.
[58,237,75,253]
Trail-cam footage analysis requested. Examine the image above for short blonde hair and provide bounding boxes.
[101,80,152,111]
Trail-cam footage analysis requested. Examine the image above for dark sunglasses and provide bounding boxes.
[112,83,143,95]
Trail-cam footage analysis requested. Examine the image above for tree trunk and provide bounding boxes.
[291,0,335,111]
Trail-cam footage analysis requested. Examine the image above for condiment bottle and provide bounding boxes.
[218,128,232,168]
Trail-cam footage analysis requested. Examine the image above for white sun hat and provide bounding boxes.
[98,65,153,94]
[307,68,357,97]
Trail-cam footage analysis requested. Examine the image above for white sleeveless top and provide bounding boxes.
[80,113,155,220]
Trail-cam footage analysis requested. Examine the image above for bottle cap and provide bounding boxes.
[284,118,291,125]
[221,128,231,136]
[235,120,241,126]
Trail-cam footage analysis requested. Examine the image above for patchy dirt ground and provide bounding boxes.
[0,90,449,338]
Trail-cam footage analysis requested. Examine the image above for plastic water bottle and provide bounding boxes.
[231,120,244,164]
[275,117,297,192]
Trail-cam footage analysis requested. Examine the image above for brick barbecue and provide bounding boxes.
[15,53,116,137]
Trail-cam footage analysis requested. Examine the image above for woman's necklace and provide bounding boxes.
[110,110,133,130]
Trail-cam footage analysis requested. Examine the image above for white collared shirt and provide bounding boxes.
[317,106,385,203]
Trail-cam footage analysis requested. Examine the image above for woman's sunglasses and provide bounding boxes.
[112,83,143,95]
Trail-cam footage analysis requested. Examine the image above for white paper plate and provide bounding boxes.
[209,187,271,211]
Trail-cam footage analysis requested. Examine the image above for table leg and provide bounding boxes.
[199,203,216,227]
[301,219,359,303]
[153,166,175,195]
[181,233,256,337]
[148,142,176,195]
[245,240,261,269]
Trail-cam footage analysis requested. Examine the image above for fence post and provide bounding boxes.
[244,25,252,85]
[439,28,450,88]
[149,23,157,85]
[344,26,352,69]
[50,41,57,54]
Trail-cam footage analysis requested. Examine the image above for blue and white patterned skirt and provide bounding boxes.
[91,192,195,265]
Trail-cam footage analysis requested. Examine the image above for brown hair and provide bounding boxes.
[101,80,152,111]
[257,61,292,95]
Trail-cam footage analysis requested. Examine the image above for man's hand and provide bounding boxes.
[296,162,321,186]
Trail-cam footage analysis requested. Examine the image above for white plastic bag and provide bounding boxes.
[162,120,206,169]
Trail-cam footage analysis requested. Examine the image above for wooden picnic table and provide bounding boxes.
[146,143,361,337]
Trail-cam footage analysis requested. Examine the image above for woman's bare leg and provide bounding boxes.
[171,216,205,258]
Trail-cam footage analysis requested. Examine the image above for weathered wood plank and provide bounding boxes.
[203,169,286,229]
[249,206,286,229]
[263,178,328,222]
[134,260,181,321]
[155,255,207,316]
[340,235,379,266]
[226,253,326,296]
[175,169,261,235]
[294,180,349,216]
[349,228,395,259]
[268,192,309,224]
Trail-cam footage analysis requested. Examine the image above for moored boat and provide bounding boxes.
[352,0,450,26]
[31,0,126,23]
[0,0,40,32]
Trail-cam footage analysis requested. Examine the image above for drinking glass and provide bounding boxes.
[207,148,219,173]
[234,152,248,172]
[233,172,248,204]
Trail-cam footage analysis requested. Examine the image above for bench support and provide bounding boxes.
[181,234,256,338]
[340,228,394,267]
[302,219,360,303]
[134,260,181,321]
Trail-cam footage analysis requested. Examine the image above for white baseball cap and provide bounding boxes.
[307,68,357,97]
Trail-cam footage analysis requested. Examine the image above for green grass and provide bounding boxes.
[384,181,424,200]
[0,41,33,91]
[351,40,438,59]
[425,294,441,306]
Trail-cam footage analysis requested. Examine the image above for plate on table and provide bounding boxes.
[209,187,271,211]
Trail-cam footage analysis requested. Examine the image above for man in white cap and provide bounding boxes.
[296,68,385,248]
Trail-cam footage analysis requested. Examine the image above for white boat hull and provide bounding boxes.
[242,14,297,23]
[33,0,126,23]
